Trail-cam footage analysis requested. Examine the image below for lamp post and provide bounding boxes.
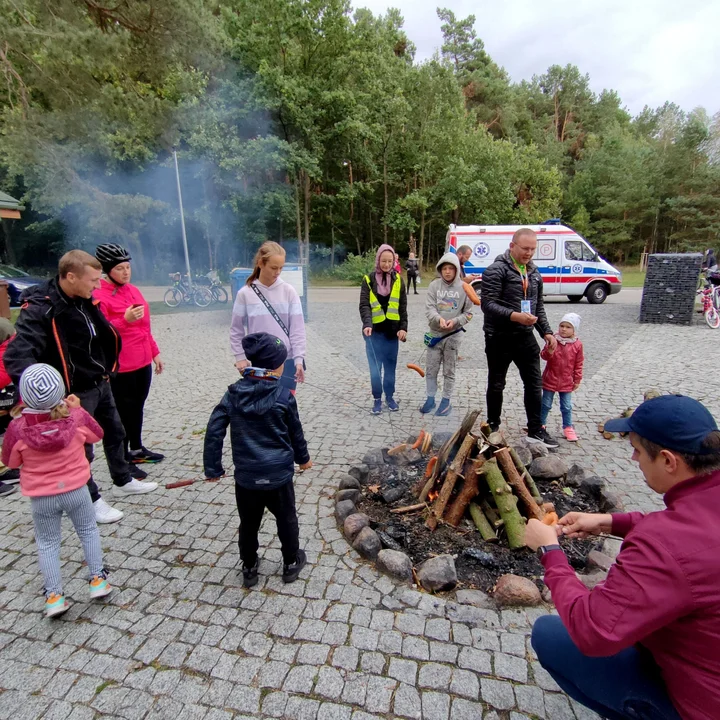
[173,149,193,283]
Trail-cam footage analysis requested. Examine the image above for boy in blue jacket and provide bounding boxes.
[204,332,312,587]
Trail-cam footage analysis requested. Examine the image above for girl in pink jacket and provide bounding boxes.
[2,364,112,617]
[94,244,165,474]
[540,313,584,442]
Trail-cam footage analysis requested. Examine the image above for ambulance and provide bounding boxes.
[446,219,622,304]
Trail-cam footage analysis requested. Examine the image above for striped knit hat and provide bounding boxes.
[19,364,66,411]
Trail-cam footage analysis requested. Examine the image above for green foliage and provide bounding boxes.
[0,0,717,273]
[331,250,376,284]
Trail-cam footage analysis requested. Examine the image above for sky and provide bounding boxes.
[355,0,720,116]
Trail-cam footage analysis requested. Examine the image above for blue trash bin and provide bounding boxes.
[230,267,253,301]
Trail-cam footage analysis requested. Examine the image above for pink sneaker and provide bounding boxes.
[563,427,578,442]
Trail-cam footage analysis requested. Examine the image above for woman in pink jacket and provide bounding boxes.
[94,244,165,472]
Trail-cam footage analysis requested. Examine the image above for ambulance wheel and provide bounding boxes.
[586,282,608,304]
[567,295,583,303]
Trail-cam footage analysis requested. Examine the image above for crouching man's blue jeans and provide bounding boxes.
[531,615,682,720]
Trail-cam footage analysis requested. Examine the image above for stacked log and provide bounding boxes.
[416,411,548,549]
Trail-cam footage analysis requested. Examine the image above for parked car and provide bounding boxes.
[0,264,46,306]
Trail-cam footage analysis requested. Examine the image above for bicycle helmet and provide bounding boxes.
[95,244,131,275]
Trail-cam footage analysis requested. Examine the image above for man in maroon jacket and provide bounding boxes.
[525,394,720,720]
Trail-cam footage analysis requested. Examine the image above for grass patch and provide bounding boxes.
[618,266,646,287]
[95,680,116,694]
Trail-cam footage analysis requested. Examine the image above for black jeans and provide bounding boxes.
[110,364,153,452]
[485,331,543,434]
[77,380,132,500]
[234,481,300,568]
[407,273,418,293]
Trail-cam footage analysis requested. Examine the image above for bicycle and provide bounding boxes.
[696,278,720,329]
[206,270,229,304]
[164,273,213,308]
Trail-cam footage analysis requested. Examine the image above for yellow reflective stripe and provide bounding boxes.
[365,274,402,322]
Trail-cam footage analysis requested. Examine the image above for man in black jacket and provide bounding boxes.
[481,229,559,448]
[204,332,311,588]
[4,250,157,524]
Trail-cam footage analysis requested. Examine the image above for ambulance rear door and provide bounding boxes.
[534,234,560,295]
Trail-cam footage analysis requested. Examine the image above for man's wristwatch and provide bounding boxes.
[536,544,561,560]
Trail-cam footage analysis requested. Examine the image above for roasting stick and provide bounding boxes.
[165,475,226,490]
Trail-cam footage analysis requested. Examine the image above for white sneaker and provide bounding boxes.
[94,498,124,524]
[113,479,158,495]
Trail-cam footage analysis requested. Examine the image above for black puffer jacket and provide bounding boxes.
[359,271,408,339]
[481,251,552,337]
[4,278,120,391]
[203,375,309,490]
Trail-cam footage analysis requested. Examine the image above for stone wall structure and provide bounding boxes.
[639,253,702,325]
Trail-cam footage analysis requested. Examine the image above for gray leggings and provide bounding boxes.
[425,333,462,399]
[30,486,104,596]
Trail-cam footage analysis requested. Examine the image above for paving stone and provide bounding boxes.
[388,657,418,685]
[393,683,422,719]
[226,685,261,714]
[364,675,397,714]
[544,691,576,720]
[284,696,320,720]
[261,691,289,718]
[450,668,480,700]
[480,679,516,711]
[457,646,492,674]
[494,652,529,682]
[500,632,527,657]
[332,645,359,671]
[417,663,452,690]
[315,666,345,700]
[283,665,317,694]
[515,684,546,719]
[257,660,291,689]
[451,698,486,720]
[317,702,353,720]
[341,672,368,705]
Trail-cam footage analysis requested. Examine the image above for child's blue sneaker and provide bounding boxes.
[387,398,400,412]
[371,398,382,415]
[435,398,452,417]
[419,397,436,414]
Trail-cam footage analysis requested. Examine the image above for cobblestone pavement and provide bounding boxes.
[0,290,716,720]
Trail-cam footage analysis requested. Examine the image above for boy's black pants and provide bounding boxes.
[485,331,543,435]
[234,481,299,568]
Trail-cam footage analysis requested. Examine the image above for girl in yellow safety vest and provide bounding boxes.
[359,244,408,415]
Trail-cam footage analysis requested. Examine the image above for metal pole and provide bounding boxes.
[173,149,192,283]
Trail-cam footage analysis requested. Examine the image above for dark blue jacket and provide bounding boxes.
[203,373,309,489]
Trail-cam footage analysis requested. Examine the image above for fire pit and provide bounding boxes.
[335,410,620,602]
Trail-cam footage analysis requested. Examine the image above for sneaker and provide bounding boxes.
[386,398,400,412]
[527,427,560,449]
[435,398,451,417]
[371,398,382,415]
[487,422,500,434]
[89,574,112,600]
[0,481,17,497]
[113,479,158,495]
[282,549,307,584]
[242,560,259,588]
[419,397,436,414]
[94,498,124,524]
[563,427,579,442]
[0,468,20,484]
[129,465,148,480]
[129,447,165,464]
[45,593,69,618]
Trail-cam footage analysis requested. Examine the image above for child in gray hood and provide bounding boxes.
[421,253,473,416]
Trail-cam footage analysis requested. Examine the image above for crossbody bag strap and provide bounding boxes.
[250,283,290,338]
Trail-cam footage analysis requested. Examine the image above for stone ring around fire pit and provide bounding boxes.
[335,422,627,608]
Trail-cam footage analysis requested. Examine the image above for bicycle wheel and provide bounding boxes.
[705,307,720,329]
[164,288,182,308]
[193,286,213,308]
[212,286,229,304]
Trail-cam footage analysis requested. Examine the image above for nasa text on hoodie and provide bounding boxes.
[425,252,474,338]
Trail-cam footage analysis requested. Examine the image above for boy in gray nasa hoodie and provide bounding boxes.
[420,252,473,416]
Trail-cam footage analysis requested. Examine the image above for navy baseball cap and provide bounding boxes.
[604,395,718,454]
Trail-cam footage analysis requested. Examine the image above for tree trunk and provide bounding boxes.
[445,457,485,526]
[469,502,498,542]
[482,458,526,549]
[419,208,425,269]
[426,433,476,530]
[495,448,545,521]
[294,174,303,249]
[0,220,18,265]
[303,171,311,265]
[383,148,389,244]
[330,220,336,268]
[509,447,542,503]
